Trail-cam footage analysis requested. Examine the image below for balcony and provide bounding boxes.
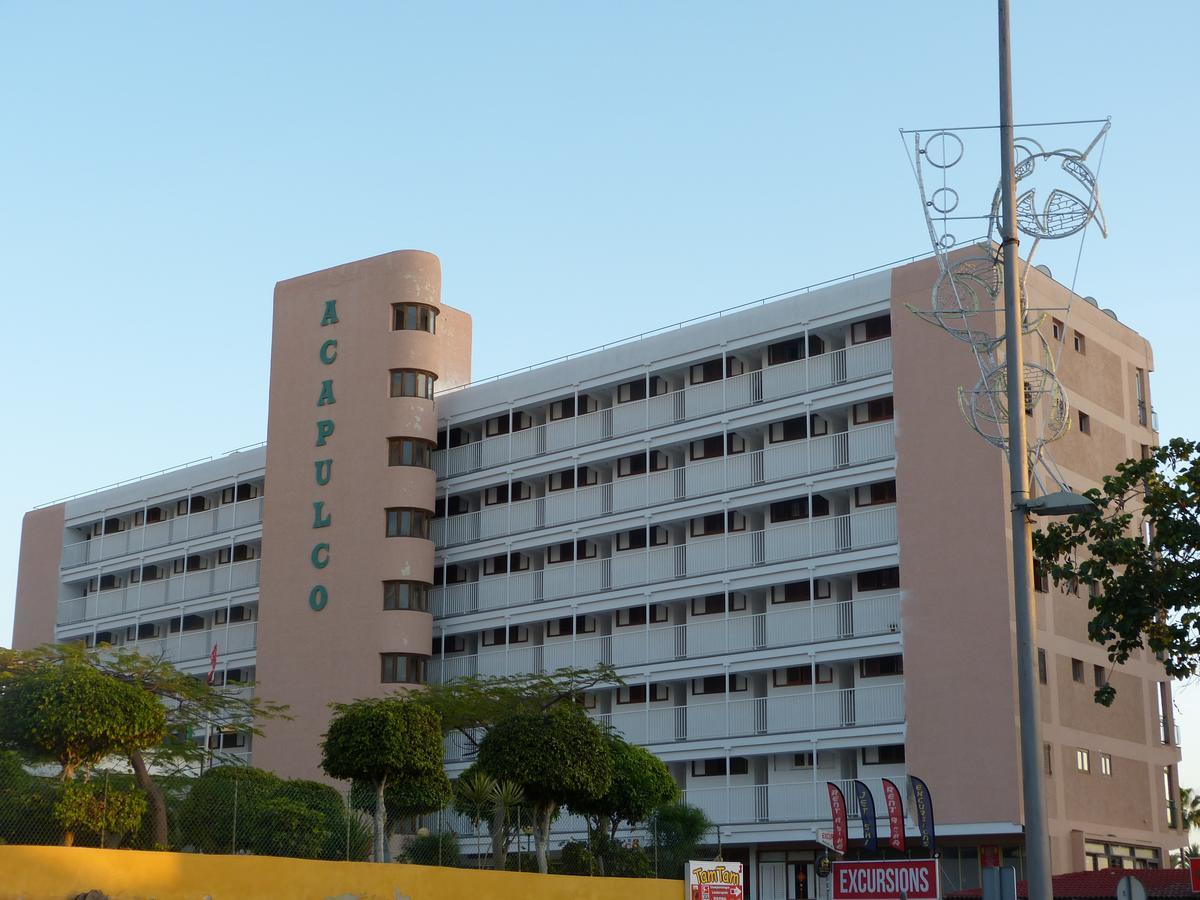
[434,338,893,479]
[599,683,904,746]
[433,422,895,548]
[120,620,257,665]
[443,683,904,763]
[429,592,901,683]
[681,777,888,829]
[57,559,261,625]
[60,497,265,569]
[432,505,898,618]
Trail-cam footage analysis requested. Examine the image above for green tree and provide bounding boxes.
[0,643,288,849]
[0,657,165,845]
[1181,787,1200,830]
[453,768,496,867]
[176,765,280,853]
[415,664,620,752]
[0,750,61,845]
[476,704,612,873]
[650,802,713,880]
[574,732,678,840]
[349,767,453,854]
[1173,844,1200,868]
[321,697,445,863]
[1033,438,1200,704]
[53,779,148,848]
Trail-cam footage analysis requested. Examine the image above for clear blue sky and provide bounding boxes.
[2,2,1197,783]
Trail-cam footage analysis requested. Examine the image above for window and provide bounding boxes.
[145,506,163,525]
[773,665,833,687]
[617,683,670,704]
[1038,649,1047,684]
[690,594,747,616]
[616,527,669,551]
[221,486,235,505]
[1034,562,1049,594]
[855,480,897,507]
[793,751,819,768]
[388,437,435,468]
[1073,331,1086,354]
[385,507,432,539]
[381,653,428,684]
[770,496,829,523]
[689,359,723,384]
[771,580,831,604]
[852,397,894,425]
[546,615,597,637]
[392,302,437,333]
[389,369,436,400]
[851,315,891,344]
[692,758,749,777]
[766,335,824,365]
[1094,665,1107,688]
[1072,659,1084,683]
[1076,748,1091,772]
[1052,318,1064,341]
[1135,368,1147,425]
[383,581,431,611]
[862,745,905,765]
[769,417,808,443]
[484,415,510,437]
[691,513,726,537]
[1078,411,1091,435]
[1044,743,1054,776]
[617,376,667,403]
[859,655,904,678]
[857,567,900,592]
[549,397,578,421]
[431,635,466,655]
[1100,753,1113,776]
[617,451,668,477]
[693,674,747,695]
[616,604,669,626]
[690,435,725,461]
[547,540,596,564]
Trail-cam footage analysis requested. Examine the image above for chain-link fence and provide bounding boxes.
[0,753,711,878]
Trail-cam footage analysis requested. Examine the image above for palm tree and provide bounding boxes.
[1171,844,1200,868]
[1181,788,1200,830]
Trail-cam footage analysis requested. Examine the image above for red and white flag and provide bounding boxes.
[881,778,906,852]
[827,783,848,854]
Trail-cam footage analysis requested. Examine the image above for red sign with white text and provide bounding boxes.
[1188,857,1200,892]
[980,845,1001,869]
[832,860,940,900]
[881,778,906,852]
[827,783,848,854]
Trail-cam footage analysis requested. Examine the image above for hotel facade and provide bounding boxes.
[12,249,1181,894]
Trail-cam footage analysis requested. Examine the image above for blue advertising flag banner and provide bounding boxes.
[853,780,878,853]
[908,776,937,853]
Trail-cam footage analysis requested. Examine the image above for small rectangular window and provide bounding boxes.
[616,604,668,627]
[1052,318,1064,341]
[857,567,900,592]
[859,655,904,678]
[1072,658,1085,683]
[1045,743,1054,775]
[1038,649,1047,685]
[793,751,818,768]
[381,653,428,684]
[1034,561,1049,594]
[1076,748,1091,772]
[221,487,235,505]
[855,480,897,507]
[852,397,894,425]
[1094,665,1106,688]
[851,315,891,344]
[768,417,808,443]
[1073,331,1086,354]
[1079,411,1091,435]
[862,745,905,765]
[1100,753,1112,776]
[691,758,748,777]
[689,359,723,385]
[773,665,832,687]
[383,581,431,611]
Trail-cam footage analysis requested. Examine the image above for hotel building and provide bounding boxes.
[11,248,1181,893]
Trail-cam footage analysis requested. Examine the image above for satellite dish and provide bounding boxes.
[1084,296,1099,307]
[1103,308,1118,320]
[1116,873,1148,900]
[1035,264,1053,278]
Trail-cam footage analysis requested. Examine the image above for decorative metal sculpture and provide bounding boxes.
[902,120,1109,484]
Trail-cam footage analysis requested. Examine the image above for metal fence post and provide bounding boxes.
[100,771,109,849]
[345,787,352,861]
[230,775,239,854]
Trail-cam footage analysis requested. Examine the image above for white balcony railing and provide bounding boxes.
[435,338,893,479]
[60,497,265,569]
[433,422,895,548]
[117,620,257,665]
[57,559,262,626]
[682,777,890,828]
[442,684,903,763]
[428,593,901,683]
[431,505,897,619]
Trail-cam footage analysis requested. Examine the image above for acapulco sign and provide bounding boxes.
[831,859,940,900]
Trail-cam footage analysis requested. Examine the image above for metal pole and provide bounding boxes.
[997,2,1053,898]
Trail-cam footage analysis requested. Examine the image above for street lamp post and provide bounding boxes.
[997,2,1055,898]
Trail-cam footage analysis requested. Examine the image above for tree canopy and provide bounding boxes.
[1033,438,1200,704]
[321,696,444,861]
[477,704,612,873]
[571,731,678,838]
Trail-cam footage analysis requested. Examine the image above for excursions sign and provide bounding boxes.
[831,859,939,900]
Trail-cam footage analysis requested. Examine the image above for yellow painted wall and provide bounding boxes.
[0,846,683,900]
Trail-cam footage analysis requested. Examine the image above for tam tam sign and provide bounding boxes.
[688,861,743,899]
[831,859,939,900]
